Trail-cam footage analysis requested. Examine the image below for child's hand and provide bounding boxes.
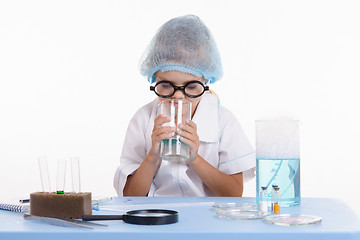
[178,120,200,161]
[149,114,176,160]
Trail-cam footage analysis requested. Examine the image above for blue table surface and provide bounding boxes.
[0,197,359,240]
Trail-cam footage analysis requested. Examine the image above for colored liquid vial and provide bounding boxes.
[271,186,281,214]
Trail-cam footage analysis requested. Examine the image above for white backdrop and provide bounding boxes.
[1,0,359,216]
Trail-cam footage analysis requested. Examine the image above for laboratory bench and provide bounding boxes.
[0,197,359,240]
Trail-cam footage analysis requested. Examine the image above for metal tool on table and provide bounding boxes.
[24,214,107,229]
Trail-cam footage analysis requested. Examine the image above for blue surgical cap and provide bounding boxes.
[139,15,223,84]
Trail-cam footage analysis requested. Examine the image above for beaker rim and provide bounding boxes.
[159,99,191,104]
[255,120,299,123]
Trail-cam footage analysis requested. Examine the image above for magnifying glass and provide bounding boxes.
[82,209,178,225]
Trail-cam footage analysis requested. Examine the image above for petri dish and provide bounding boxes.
[213,202,267,220]
[264,214,322,226]
[213,202,259,211]
[216,209,268,220]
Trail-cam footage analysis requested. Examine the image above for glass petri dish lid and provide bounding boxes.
[213,202,267,220]
[264,214,322,226]
[216,209,268,220]
[212,202,259,211]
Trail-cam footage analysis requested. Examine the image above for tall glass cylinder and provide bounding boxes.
[158,99,192,162]
[256,120,300,207]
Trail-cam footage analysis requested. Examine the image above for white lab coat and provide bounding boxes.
[114,93,255,196]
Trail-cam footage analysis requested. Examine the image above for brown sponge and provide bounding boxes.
[30,192,92,219]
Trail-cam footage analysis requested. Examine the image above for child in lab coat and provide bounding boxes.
[114,15,255,197]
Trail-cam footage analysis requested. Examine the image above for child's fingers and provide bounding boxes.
[152,126,175,140]
[154,132,175,142]
[178,120,199,154]
[154,115,171,128]
[179,136,191,145]
[156,126,176,135]
[178,120,197,135]
[179,136,198,153]
[185,119,197,128]
[178,129,198,143]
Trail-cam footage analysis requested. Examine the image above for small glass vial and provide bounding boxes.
[270,184,278,212]
[271,186,281,214]
[260,186,268,214]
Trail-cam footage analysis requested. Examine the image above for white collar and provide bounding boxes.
[192,93,219,143]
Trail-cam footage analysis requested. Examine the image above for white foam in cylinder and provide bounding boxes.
[256,120,300,159]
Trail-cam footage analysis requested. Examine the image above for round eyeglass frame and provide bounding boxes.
[150,80,209,98]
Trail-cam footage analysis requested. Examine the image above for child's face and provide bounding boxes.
[155,70,206,117]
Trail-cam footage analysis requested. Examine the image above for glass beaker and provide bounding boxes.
[256,120,300,207]
[158,99,192,162]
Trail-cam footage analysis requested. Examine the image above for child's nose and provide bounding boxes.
[172,89,186,99]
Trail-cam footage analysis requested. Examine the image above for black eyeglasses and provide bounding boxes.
[150,81,209,98]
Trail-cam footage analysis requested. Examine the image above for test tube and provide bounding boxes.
[70,157,81,193]
[38,156,51,193]
[260,186,268,214]
[56,159,66,194]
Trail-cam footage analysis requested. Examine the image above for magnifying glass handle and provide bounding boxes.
[82,215,123,221]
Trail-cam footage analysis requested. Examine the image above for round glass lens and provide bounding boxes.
[184,82,204,97]
[130,212,172,217]
[155,82,174,96]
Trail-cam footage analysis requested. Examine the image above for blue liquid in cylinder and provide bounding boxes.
[256,158,300,207]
